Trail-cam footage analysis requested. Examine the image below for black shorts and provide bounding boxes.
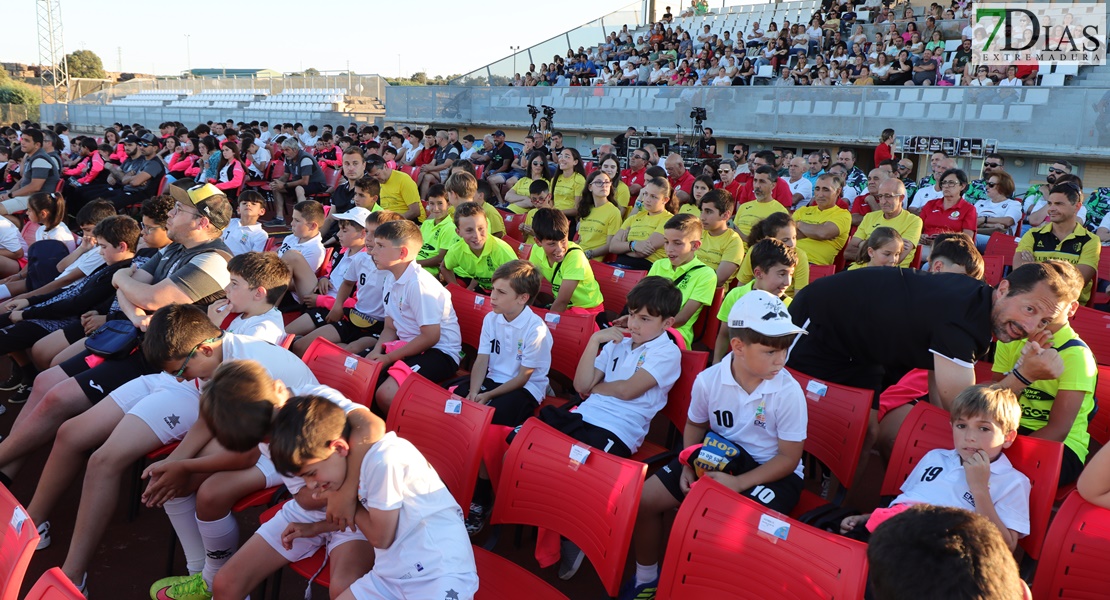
[509,405,632,458]
[298,182,327,196]
[377,348,459,387]
[62,322,87,344]
[454,378,538,427]
[610,255,653,271]
[655,455,803,514]
[306,307,384,344]
[59,349,158,404]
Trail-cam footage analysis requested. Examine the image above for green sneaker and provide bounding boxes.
[150,573,212,600]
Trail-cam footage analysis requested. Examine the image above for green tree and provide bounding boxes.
[0,82,41,105]
[409,72,428,85]
[66,49,106,79]
[304,68,321,76]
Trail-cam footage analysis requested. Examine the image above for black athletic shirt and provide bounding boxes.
[788,267,994,375]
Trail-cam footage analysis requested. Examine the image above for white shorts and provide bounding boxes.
[0,195,29,214]
[348,571,478,600]
[255,500,366,563]
[111,374,202,444]
[253,454,285,489]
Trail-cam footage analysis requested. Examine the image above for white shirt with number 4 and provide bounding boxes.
[477,307,552,401]
[688,356,808,477]
[575,333,681,453]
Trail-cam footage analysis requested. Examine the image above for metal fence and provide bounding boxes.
[451,1,645,85]
[385,85,1110,158]
[65,75,388,103]
[0,104,40,124]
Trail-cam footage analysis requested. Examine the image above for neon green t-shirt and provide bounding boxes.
[528,243,604,309]
[718,280,793,323]
[417,216,458,276]
[992,323,1097,461]
[648,257,717,347]
[443,235,518,289]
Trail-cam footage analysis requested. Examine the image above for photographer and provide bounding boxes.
[697,125,717,158]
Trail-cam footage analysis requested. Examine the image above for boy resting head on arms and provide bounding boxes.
[272,394,477,600]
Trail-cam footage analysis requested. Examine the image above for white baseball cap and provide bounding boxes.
[331,207,373,226]
[727,290,807,337]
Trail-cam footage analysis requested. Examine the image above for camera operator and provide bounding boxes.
[697,126,718,159]
[613,126,637,156]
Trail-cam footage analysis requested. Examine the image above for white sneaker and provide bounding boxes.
[36,520,50,550]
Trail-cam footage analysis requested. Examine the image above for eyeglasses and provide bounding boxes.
[172,203,200,216]
[875,193,902,200]
[170,333,224,379]
[940,180,962,187]
[592,180,612,186]
[140,223,163,233]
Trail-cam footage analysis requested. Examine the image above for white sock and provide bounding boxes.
[0,285,11,301]
[635,562,658,586]
[198,513,240,588]
[164,494,206,575]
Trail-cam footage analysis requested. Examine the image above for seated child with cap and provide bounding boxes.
[206,252,290,344]
[713,238,798,364]
[291,210,404,357]
[647,213,717,349]
[442,202,517,292]
[621,289,808,599]
[271,394,478,600]
[277,199,326,306]
[842,385,1030,551]
[220,191,268,255]
[529,275,683,581]
[416,184,458,280]
[528,208,605,314]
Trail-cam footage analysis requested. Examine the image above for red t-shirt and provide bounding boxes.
[670,170,696,197]
[874,143,893,167]
[920,198,977,236]
[736,178,793,209]
[851,195,874,216]
[621,167,647,190]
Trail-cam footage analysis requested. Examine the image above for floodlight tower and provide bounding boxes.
[36,0,70,103]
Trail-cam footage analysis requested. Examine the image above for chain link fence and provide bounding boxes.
[0,104,40,124]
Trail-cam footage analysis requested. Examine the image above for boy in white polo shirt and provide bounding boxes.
[220,191,268,255]
[366,219,463,415]
[622,289,808,599]
[841,385,1030,550]
[457,259,553,534]
[206,251,289,344]
[539,275,682,581]
[278,199,326,304]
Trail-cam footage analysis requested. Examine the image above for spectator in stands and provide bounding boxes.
[99,132,165,212]
[911,157,954,213]
[0,129,60,216]
[504,153,553,212]
[785,157,814,208]
[968,153,1006,203]
[1015,182,1100,306]
[664,154,695,205]
[736,150,792,208]
[795,174,851,265]
[735,166,789,244]
[974,172,1022,250]
[268,138,326,227]
[366,155,424,221]
[802,152,825,188]
[611,176,673,269]
[747,21,766,48]
[417,131,459,196]
[867,506,1030,600]
[245,138,270,180]
[848,177,923,266]
[911,48,939,85]
[483,130,515,182]
[551,148,586,217]
[211,141,245,200]
[919,168,976,258]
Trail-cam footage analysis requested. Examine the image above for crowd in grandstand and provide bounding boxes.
[1,113,1110,600]
[507,0,1052,88]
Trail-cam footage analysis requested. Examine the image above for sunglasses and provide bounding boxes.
[984,162,1002,168]
[1048,167,1066,174]
[986,182,997,188]
[170,333,224,379]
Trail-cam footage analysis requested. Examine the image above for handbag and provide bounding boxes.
[84,320,141,359]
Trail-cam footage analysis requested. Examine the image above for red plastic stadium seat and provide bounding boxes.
[1070,306,1110,366]
[1089,251,1110,306]
[785,368,872,516]
[984,231,1019,267]
[501,210,524,241]
[695,284,728,351]
[656,478,868,600]
[1090,364,1110,446]
[0,485,39,600]
[808,263,836,281]
[387,373,494,514]
[883,402,1062,560]
[590,261,648,315]
[983,254,1005,287]
[473,546,567,600]
[492,419,647,597]
[22,567,86,600]
[528,307,597,383]
[1031,491,1110,599]
[447,283,495,356]
[300,338,382,407]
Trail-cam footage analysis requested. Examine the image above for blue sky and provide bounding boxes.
[8,0,639,78]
